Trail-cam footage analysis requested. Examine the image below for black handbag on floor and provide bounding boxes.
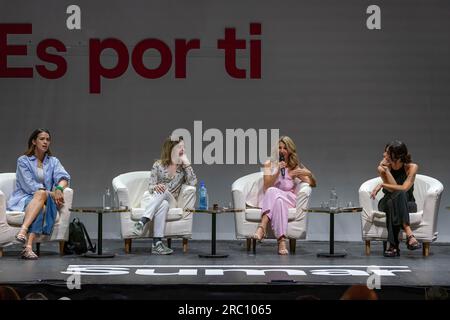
[64,218,96,255]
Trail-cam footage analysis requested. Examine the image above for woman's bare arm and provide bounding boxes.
[381,163,418,192]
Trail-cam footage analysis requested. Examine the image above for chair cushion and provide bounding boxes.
[6,211,61,226]
[372,210,423,227]
[130,207,183,222]
[245,208,297,222]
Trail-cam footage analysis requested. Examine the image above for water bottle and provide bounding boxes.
[103,188,112,209]
[198,181,208,210]
[329,188,338,209]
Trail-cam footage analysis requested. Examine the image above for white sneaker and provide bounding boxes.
[132,221,144,236]
[152,241,174,255]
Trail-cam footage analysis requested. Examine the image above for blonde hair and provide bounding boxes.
[279,136,300,169]
[159,136,183,166]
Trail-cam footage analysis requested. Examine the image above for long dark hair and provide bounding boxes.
[386,140,411,164]
[24,128,52,156]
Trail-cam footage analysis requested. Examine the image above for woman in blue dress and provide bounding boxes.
[8,129,70,259]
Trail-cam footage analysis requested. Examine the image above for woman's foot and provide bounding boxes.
[383,245,400,257]
[15,227,28,244]
[278,238,289,255]
[21,246,38,260]
[406,234,422,250]
[253,225,266,242]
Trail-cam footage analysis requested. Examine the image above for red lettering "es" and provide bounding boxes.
[0,23,67,79]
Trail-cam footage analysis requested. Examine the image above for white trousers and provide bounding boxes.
[141,190,176,238]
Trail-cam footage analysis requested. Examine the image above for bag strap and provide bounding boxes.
[79,221,96,253]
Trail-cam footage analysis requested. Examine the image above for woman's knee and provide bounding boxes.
[396,191,407,198]
[33,190,47,201]
[274,197,285,206]
[160,200,170,210]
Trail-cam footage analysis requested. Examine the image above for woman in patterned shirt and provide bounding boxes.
[133,136,197,255]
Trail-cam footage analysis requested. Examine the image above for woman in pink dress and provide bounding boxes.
[253,136,316,255]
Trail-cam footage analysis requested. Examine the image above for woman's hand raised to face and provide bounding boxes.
[179,153,190,166]
[379,159,390,170]
[154,184,166,194]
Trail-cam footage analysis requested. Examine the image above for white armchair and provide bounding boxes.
[112,171,196,253]
[231,172,312,254]
[359,174,443,256]
[0,172,73,257]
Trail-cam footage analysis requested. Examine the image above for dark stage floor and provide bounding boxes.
[1,240,450,300]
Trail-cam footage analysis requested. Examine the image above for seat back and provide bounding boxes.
[112,171,150,208]
[0,173,17,200]
[413,174,442,212]
[240,172,264,207]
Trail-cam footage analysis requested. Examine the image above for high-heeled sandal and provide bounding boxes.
[253,225,266,242]
[278,238,289,255]
[15,226,28,244]
[406,234,422,251]
[21,246,38,260]
[383,246,400,257]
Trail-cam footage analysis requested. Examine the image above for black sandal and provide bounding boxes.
[406,234,422,250]
[384,246,400,257]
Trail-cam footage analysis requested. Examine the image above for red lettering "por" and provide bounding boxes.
[89,38,200,93]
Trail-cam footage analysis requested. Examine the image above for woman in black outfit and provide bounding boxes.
[370,141,422,257]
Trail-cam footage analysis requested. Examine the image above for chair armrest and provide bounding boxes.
[296,182,312,212]
[358,178,381,222]
[112,178,131,208]
[232,188,247,211]
[231,172,263,208]
[232,176,248,212]
[421,182,444,230]
[51,187,74,240]
[177,185,196,209]
[0,190,7,225]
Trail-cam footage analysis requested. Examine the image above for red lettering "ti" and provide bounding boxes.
[217,23,261,79]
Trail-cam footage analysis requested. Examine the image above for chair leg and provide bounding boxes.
[35,243,41,256]
[423,242,430,257]
[124,239,132,254]
[182,238,188,253]
[246,238,251,252]
[167,238,172,249]
[289,239,296,254]
[59,241,65,256]
[252,238,256,254]
[0,247,3,257]
[365,240,371,256]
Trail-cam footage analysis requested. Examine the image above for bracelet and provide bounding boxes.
[55,185,64,192]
